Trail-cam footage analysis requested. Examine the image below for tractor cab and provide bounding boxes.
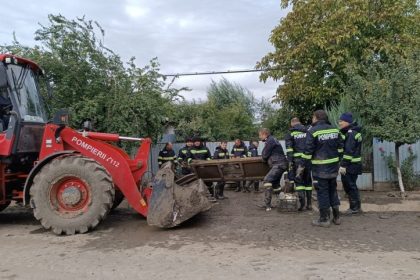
[0,54,47,158]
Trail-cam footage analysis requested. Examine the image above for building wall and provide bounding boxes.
[372,139,420,182]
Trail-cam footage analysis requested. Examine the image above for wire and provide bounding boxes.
[163,68,273,77]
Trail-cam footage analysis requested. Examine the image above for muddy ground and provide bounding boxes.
[0,190,419,280]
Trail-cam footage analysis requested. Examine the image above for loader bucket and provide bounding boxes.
[147,163,212,228]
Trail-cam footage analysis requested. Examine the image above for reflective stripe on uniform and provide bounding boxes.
[305,186,313,191]
[293,152,303,157]
[302,154,312,160]
[355,133,362,141]
[291,131,304,136]
[160,157,176,160]
[338,148,343,153]
[311,157,339,164]
[295,186,306,191]
[286,148,294,152]
[263,182,272,187]
[313,129,339,138]
[343,155,362,163]
[191,150,208,154]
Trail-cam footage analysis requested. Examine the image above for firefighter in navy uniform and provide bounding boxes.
[213,141,230,199]
[177,137,193,175]
[231,139,248,192]
[285,117,312,211]
[158,142,176,168]
[300,110,343,227]
[245,141,260,192]
[188,137,215,200]
[258,128,288,211]
[338,112,363,215]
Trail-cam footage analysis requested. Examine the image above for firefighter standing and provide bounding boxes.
[158,142,176,168]
[213,141,230,199]
[338,112,363,215]
[285,117,312,211]
[245,140,260,192]
[189,137,215,200]
[259,128,288,211]
[189,137,212,161]
[177,137,193,175]
[231,139,248,192]
[301,110,343,227]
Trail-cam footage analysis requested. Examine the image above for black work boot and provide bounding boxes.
[297,192,306,211]
[332,206,341,225]
[306,190,312,210]
[343,199,361,216]
[312,208,331,227]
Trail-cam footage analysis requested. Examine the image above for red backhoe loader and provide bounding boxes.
[0,54,211,235]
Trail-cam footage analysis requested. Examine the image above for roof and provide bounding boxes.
[0,54,42,73]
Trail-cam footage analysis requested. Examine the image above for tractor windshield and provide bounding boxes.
[7,64,47,123]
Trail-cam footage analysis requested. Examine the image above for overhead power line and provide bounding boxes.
[163,68,276,77]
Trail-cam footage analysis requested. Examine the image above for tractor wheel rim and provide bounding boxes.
[51,177,90,213]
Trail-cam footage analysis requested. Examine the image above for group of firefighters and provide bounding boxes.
[158,109,363,227]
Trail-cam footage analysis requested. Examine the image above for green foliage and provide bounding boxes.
[171,79,257,141]
[0,14,182,141]
[207,77,255,115]
[343,52,420,145]
[381,147,420,190]
[258,98,294,139]
[258,0,420,117]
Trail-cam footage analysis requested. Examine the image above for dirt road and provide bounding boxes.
[0,191,419,280]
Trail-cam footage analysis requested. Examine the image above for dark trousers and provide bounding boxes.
[215,182,225,197]
[235,181,246,190]
[263,165,286,207]
[206,182,215,196]
[314,177,340,210]
[246,180,259,191]
[341,173,361,210]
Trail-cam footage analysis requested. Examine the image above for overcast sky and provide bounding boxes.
[0,0,288,101]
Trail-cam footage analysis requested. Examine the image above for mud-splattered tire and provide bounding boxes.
[111,189,124,210]
[30,156,115,235]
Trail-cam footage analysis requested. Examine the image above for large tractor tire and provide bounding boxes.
[30,156,115,235]
[111,189,124,210]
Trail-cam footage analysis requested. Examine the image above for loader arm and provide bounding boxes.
[39,124,150,217]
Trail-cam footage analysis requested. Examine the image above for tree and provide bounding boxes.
[207,77,255,116]
[0,15,181,141]
[170,78,257,141]
[257,98,293,139]
[257,0,420,117]
[343,52,420,193]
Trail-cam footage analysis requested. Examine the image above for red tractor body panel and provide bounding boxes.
[39,124,151,217]
[0,54,42,73]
